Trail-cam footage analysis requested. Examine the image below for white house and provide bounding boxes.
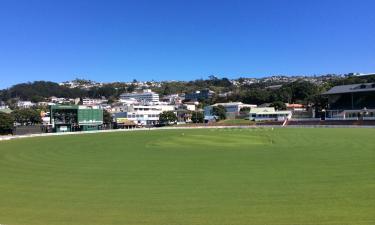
[17,101,36,108]
[161,94,183,104]
[184,103,196,111]
[249,107,292,121]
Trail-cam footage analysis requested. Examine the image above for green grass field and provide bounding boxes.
[0,128,374,225]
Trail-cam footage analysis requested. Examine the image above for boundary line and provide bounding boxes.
[1,125,375,142]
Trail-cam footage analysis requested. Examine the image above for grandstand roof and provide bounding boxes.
[249,107,275,113]
[323,83,375,95]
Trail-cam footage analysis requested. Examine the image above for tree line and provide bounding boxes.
[1,75,374,110]
[0,108,43,134]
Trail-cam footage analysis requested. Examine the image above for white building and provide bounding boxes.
[119,98,139,105]
[249,107,292,121]
[119,89,159,103]
[184,103,196,111]
[204,102,257,120]
[161,94,183,104]
[112,105,161,125]
[82,98,106,106]
[0,101,9,110]
[37,102,56,107]
[112,104,175,126]
[49,97,78,104]
[17,101,36,108]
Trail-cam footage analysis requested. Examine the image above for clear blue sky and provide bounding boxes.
[0,0,374,88]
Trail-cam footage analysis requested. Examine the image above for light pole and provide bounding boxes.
[194,101,199,125]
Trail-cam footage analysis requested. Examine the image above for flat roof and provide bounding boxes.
[211,102,257,107]
[256,111,291,115]
[51,105,79,109]
[250,107,275,113]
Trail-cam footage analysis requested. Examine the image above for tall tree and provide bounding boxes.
[159,111,177,125]
[0,112,14,134]
[191,111,204,123]
[11,108,41,125]
[270,101,287,110]
[103,110,113,124]
[212,105,226,121]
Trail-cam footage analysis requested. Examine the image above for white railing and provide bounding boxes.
[290,118,321,121]
[363,117,375,120]
[325,117,359,121]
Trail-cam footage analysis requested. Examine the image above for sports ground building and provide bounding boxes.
[323,83,375,120]
[249,107,292,121]
[50,105,104,132]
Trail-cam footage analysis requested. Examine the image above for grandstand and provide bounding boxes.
[323,83,375,120]
[50,105,103,132]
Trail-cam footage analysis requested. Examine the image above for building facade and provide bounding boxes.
[111,104,176,126]
[249,107,292,121]
[17,101,36,108]
[112,105,162,126]
[82,98,107,106]
[50,105,103,132]
[119,89,159,103]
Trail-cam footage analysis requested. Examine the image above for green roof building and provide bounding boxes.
[50,105,103,132]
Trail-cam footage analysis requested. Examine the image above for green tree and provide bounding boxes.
[242,89,271,105]
[311,95,328,118]
[239,107,251,113]
[191,111,204,123]
[285,80,320,103]
[11,108,41,125]
[103,110,113,124]
[270,101,287,110]
[127,84,136,93]
[0,112,14,134]
[159,111,177,125]
[212,105,226,121]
